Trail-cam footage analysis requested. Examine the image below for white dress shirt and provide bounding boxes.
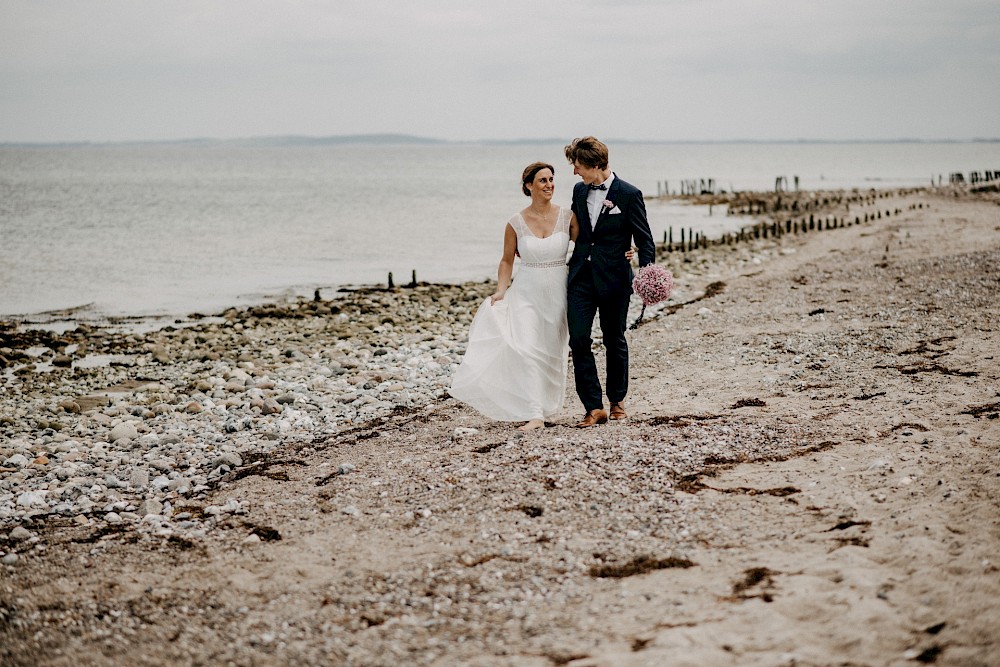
[586,172,615,226]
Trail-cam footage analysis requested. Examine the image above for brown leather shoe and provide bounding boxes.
[609,402,627,420]
[576,409,608,428]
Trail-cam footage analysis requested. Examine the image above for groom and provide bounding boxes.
[565,137,656,427]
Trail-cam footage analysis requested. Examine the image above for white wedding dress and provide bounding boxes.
[450,208,571,421]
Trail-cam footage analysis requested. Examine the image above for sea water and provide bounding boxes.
[1,140,997,319]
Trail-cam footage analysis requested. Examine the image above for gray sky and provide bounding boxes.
[2,0,998,143]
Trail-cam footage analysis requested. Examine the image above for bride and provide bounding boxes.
[450,162,634,431]
[450,162,571,430]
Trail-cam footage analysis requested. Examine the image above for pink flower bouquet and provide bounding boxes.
[632,264,674,306]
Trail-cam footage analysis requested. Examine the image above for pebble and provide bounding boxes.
[9,526,32,541]
[17,492,47,508]
[4,454,29,469]
[108,421,139,442]
[213,452,243,468]
[130,467,150,490]
[138,499,163,517]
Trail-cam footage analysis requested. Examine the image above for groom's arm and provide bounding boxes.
[628,190,656,267]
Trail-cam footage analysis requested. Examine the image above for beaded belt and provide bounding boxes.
[520,259,567,269]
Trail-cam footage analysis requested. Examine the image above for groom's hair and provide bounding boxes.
[564,136,609,170]
[521,162,555,196]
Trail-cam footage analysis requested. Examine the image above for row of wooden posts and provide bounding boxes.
[653,177,802,195]
[662,172,1000,196]
[727,187,915,216]
[659,202,926,254]
[657,178,927,201]
[387,189,924,285]
[947,171,1000,185]
[657,179,719,196]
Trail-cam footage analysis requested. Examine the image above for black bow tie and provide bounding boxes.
[588,183,607,191]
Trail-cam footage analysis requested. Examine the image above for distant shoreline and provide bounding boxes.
[3,135,999,149]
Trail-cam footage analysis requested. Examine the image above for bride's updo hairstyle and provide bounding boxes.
[521,162,555,196]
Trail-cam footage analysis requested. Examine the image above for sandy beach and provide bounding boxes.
[1,187,998,666]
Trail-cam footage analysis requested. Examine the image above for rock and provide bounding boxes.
[213,452,242,468]
[261,399,282,415]
[52,355,73,367]
[2,553,18,565]
[4,453,30,469]
[224,380,247,393]
[130,467,150,490]
[150,345,171,363]
[167,477,192,493]
[58,399,82,414]
[109,422,139,442]
[337,463,356,475]
[184,401,204,414]
[90,413,112,426]
[9,526,32,542]
[17,491,47,508]
[104,512,123,524]
[138,499,163,517]
[453,427,479,439]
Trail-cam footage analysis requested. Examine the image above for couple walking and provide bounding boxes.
[451,137,656,430]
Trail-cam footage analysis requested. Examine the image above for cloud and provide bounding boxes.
[1,0,998,141]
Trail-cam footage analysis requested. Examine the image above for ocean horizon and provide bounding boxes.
[4,134,999,148]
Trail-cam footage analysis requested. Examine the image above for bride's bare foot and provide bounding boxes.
[518,419,545,431]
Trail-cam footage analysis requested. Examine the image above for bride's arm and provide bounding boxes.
[491,223,517,304]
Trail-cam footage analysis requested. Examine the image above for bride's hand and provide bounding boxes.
[490,292,505,304]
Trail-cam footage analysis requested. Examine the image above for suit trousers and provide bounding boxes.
[567,262,630,412]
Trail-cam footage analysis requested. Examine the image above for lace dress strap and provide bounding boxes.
[556,207,570,235]
[508,214,527,239]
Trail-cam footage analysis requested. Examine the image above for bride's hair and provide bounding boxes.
[521,162,555,196]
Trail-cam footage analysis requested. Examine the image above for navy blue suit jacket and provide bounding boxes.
[568,174,656,297]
